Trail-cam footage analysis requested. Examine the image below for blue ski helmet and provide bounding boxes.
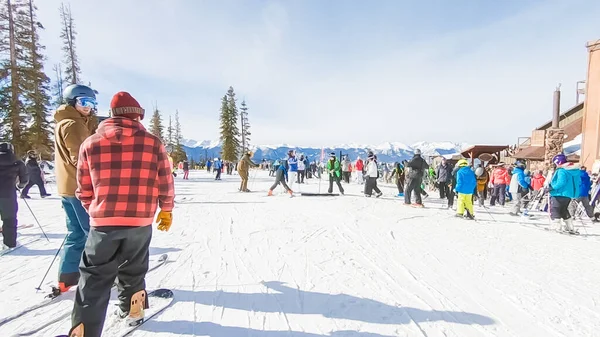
[553,153,567,166]
[515,160,526,168]
[63,84,97,104]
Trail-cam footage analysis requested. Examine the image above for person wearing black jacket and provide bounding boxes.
[182,160,190,180]
[20,151,50,199]
[404,149,429,206]
[0,143,28,248]
[436,158,453,200]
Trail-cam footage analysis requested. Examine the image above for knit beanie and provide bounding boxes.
[110,92,145,120]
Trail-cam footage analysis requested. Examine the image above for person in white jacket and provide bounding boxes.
[365,154,382,197]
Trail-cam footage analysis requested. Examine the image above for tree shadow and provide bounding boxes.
[142,320,397,337]
[169,281,494,326]
[149,246,182,256]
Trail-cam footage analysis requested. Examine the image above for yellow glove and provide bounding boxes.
[155,210,173,232]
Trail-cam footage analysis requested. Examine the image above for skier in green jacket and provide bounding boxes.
[326,152,345,194]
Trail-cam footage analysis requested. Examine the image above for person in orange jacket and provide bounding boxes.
[490,163,510,206]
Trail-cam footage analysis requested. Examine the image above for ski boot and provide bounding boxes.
[116,290,147,326]
[375,192,383,198]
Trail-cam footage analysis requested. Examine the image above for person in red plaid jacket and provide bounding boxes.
[68,92,175,337]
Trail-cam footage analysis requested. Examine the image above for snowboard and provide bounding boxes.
[0,254,169,328]
[100,289,174,337]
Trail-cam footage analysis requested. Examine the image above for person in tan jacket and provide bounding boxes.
[54,84,98,293]
[237,151,258,192]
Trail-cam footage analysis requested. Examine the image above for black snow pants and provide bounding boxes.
[550,196,572,220]
[71,225,152,337]
[21,176,47,197]
[404,177,423,205]
[270,170,290,192]
[0,196,18,248]
[439,182,449,199]
[328,174,344,194]
[365,177,381,196]
[396,177,404,194]
[490,184,506,206]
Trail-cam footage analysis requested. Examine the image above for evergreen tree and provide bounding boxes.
[52,63,63,106]
[21,0,53,158]
[240,99,251,153]
[219,86,240,162]
[172,109,187,163]
[166,114,173,148]
[149,103,164,143]
[0,0,30,155]
[59,2,80,84]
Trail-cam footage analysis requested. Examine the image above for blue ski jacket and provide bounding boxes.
[455,166,477,194]
[550,165,581,199]
[579,169,592,197]
[288,157,298,172]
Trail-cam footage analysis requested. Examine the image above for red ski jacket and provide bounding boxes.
[76,117,175,227]
[355,159,364,171]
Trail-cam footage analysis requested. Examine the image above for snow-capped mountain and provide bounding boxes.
[183,140,470,163]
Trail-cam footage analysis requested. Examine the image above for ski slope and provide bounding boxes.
[1,170,600,337]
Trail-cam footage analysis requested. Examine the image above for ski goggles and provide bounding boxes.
[75,96,97,109]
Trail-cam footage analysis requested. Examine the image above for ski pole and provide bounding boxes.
[36,235,67,291]
[22,197,50,242]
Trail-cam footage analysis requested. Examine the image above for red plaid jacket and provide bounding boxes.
[76,117,175,227]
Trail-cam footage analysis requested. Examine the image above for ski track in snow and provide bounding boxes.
[1,170,600,336]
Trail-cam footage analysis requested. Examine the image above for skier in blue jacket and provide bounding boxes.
[548,153,581,234]
[268,158,293,197]
[571,166,595,220]
[455,159,477,219]
[509,161,532,216]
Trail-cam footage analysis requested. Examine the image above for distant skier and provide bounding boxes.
[182,160,190,180]
[436,158,452,200]
[0,143,28,249]
[509,160,531,216]
[214,158,222,180]
[268,158,293,196]
[206,159,212,173]
[355,156,364,184]
[490,163,509,206]
[20,150,50,198]
[342,156,351,183]
[326,152,345,194]
[297,154,306,184]
[287,150,299,191]
[68,92,175,337]
[404,149,428,207]
[54,84,96,293]
[475,165,489,207]
[238,151,258,192]
[548,153,581,234]
[365,154,382,197]
[455,159,477,219]
[390,162,404,196]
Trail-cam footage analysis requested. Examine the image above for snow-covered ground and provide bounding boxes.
[1,170,600,337]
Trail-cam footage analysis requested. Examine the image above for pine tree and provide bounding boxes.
[240,99,251,153]
[149,103,164,143]
[52,63,63,106]
[0,0,30,155]
[166,114,173,148]
[59,2,80,84]
[21,0,53,158]
[219,87,240,162]
[172,109,187,163]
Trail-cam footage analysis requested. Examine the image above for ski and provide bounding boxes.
[0,253,168,328]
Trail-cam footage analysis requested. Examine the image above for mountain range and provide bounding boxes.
[182,139,470,163]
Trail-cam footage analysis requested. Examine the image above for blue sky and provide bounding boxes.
[36,0,600,147]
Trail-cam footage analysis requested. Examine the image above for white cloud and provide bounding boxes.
[35,0,600,147]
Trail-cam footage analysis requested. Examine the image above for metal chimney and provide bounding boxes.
[552,84,561,128]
